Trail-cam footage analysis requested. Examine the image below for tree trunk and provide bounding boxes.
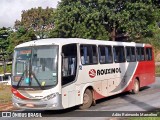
[111,27,116,41]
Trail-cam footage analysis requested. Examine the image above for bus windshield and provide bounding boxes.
[12,45,58,89]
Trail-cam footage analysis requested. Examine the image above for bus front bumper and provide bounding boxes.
[12,93,64,110]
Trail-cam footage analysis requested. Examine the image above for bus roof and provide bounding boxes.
[15,38,151,48]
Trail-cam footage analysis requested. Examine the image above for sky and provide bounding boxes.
[0,0,60,28]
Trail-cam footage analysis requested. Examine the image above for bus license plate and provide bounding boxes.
[26,103,34,108]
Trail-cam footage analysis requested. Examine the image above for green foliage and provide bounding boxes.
[140,27,160,54]
[7,27,36,54]
[50,0,160,40]
[50,0,109,40]
[0,27,13,60]
[0,84,11,106]
[1,7,56,59]
[129,117,160,120]
[0,65,12,74]
[15,7,55,39]
[156,65,160,75]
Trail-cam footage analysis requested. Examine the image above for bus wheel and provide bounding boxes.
[132,79,140,94]
[79,89,93,109]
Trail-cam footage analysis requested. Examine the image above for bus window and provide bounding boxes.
[99,45,112,64]
[136,47,145,61]
[126,47,136,62]
[145,48,152,61]
[3,75,9,81]
[126,47,131,62]
[92,45,98,64]
[0,76,2,81]
[113,46,125,63]
[136,47,141,61]
[141,48,145,60]
[80,45,98,65]
[62,44,77,85]
[131,47,136,62]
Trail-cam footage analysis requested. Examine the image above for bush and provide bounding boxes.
[0,64,12,74]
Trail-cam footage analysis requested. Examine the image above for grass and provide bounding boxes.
[155,65,160,76]
[128,117,160,120]
[0,84,12,111]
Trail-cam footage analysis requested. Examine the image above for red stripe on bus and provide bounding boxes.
[93,89,105,100]
[11,87,29,100]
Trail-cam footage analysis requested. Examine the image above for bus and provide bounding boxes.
[11,38,155,110]
[0,73,11,85]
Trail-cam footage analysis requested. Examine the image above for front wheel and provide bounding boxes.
[79,89,93,109]
[132,79,140,94]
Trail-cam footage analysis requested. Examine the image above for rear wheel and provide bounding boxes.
[132,79,140,94]
[79,89,93,109]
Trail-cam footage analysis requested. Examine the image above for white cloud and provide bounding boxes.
[0,0,60,28]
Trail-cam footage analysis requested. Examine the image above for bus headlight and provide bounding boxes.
[42,93,57,101]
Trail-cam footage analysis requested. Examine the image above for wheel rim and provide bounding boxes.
[83,93,90,104]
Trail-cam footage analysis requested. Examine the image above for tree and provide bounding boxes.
[0,27,13,58]
[0,27,13,74]
[7,26,37,54]
[15,7,55,39]
[50,0,109,40]
[51,0,159,41]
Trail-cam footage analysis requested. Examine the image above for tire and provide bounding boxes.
[79,89,93,109]
[132,79,140,94]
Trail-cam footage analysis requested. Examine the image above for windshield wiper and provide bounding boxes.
[31,72,44,90]
[16,70,26,88]
[16,48,44,90]
[29,49,44,90]
[16,71,44,90]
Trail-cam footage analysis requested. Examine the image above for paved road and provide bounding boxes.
[2,77,160,120]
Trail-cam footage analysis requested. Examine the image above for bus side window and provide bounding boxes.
[136,47,141,61]
[136,47,145,61]
[0,76,2,81]
[92,46,98,64]
[80,45,98,65]
[98,46,105,64]
[62,44,77,85]
[113,46,125,63]
[3,75,9,81]
[141,48,145,61]
[126,47,131,62]
[126,47,136,62]
[145,48,152,61]
[131,47,136,62]
[99,45,112,64]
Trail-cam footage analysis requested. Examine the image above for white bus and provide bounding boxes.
[12,38,155,110]
[0,73,11,85]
